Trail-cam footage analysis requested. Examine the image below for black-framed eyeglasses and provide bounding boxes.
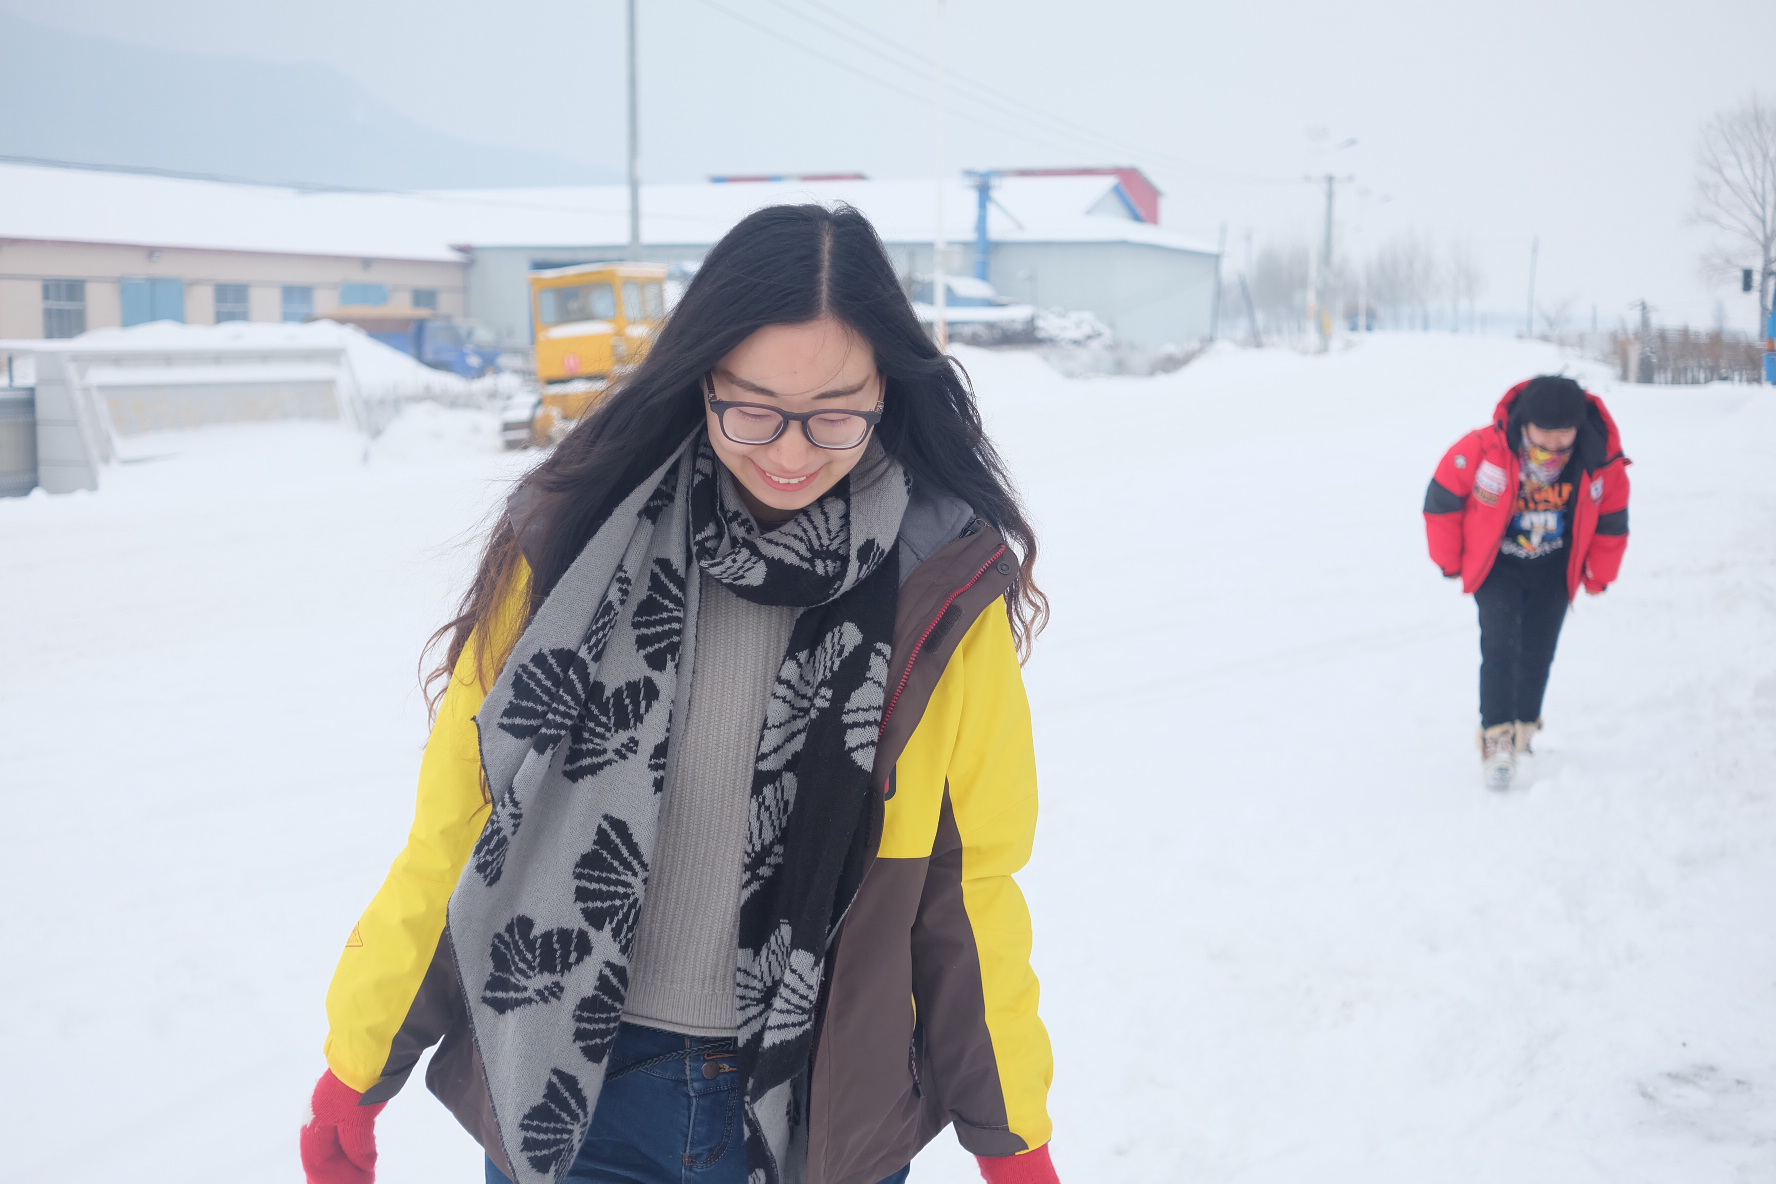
[704,375,883,451]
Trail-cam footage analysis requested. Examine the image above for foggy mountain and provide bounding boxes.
[0,11,617,190]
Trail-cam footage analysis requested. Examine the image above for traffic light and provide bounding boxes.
[1746,268,1756,293]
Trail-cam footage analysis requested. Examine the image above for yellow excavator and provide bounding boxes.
[515,262,669,445]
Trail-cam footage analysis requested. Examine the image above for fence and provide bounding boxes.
[1610,328,1766,384]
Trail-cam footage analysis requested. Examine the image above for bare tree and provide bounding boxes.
[1694,94,1776,332]
[1369,234,1441,329]
[1249,242,1310,336]
[1447,241,1483,332]
[1538,295,1578,338]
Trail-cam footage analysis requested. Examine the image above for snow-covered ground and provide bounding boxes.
[2,334,1772,1183]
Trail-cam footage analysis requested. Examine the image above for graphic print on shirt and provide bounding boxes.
[1500,477,1574,559]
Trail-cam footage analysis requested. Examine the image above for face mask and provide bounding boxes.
[1519,436,1573,484]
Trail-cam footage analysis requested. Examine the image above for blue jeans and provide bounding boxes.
[484,1023,911,1184]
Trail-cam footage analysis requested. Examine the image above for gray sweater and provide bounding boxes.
[621,572,797,1036]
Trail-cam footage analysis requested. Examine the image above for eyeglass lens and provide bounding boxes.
[721,405,872,449]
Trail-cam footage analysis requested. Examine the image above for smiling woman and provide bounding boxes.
[703,319,887,517]
[301,204,1061,1184]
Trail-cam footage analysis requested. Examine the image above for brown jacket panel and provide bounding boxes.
[910,792,1024,1156]
[807,857,947,1184]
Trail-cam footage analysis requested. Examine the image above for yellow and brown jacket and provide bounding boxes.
[322,492,1053,1184]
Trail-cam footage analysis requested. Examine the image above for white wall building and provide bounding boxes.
[0,162,1220,354]
[461,172,1220,354]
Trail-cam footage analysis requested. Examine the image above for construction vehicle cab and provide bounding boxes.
[524,262,668,444]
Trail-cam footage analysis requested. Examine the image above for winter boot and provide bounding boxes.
[1513,718,1544,756]
[1478,723,1516,791]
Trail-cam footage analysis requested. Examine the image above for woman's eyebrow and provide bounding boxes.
[718,370,873,400]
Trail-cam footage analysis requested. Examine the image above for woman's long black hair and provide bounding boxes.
[429,202,1047,705]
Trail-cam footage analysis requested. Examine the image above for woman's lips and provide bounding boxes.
[751,459,818,491]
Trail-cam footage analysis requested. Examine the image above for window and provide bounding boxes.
[340,282,389,307]
[42,280,87,338]
[282,286,314,322]
[643,281,665,320]
[537,282,616,326]
[214,283,250,323]
[120,277,186,326]
[411,288,439,310]
[418,319,463,366]
[622,280,643,322]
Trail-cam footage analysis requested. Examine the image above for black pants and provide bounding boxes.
[1474,557,1569,729]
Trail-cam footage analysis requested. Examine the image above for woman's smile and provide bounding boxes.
[751,459,820,491]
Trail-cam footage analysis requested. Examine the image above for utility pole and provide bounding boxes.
[1305,231,1318,348]
[1635,298,1655,383]
[1242,228,1257,346]
[1524,236,1538,337]
[931,0,949,352]
[1209,222,1226,342]
[1356,260,1367,335]
[1322,174,1337,276]
[1313,173,1351,351]
[625,0,641,261]
[1320,174,1335,349]
[1240,273,1263,349]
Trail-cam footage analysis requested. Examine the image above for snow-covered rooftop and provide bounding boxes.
[0,163,1219,261]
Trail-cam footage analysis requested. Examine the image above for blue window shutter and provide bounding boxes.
[150,278,185,323]
[121,278,151,326]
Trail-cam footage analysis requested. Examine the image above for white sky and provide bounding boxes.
[6,0,1773,331]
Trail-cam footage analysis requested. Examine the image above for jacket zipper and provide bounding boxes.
[879,543,1007,734]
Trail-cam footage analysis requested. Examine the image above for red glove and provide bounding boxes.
[301,1070,387,1184]
[977,1144,1059,1184]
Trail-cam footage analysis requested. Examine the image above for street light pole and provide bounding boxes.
[1321,173,1336,349]
[1314,172,1352,350]
[626,0,641,261]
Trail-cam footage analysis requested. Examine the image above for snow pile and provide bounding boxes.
[72,318,367,352]
[76,317,444,375]
[67,318,483,408]
[42,319,514,447]
[1,333,1771,1183]
[1020,307,1201,378]
[1032,307,1114,347]
[368,401,506,463]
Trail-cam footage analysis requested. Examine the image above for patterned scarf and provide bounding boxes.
[454,433,908,1184]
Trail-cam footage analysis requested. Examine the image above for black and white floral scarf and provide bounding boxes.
[454,432,907,1184]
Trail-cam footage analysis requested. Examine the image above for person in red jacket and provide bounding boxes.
[1424,375,1630,790]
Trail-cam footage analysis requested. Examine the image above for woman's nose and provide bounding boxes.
[760,427,818,470]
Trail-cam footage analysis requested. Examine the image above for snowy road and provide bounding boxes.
[2,337,1772,1182]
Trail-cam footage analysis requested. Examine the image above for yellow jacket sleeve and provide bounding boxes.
[322,564,529,1094]
[917,601,1053,1154]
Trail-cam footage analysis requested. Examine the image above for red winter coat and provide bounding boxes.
[1424,381,1630,599]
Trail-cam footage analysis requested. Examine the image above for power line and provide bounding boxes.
[683,0,1114,168]
[750,0,1128,168]
[746,0,1298,185]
